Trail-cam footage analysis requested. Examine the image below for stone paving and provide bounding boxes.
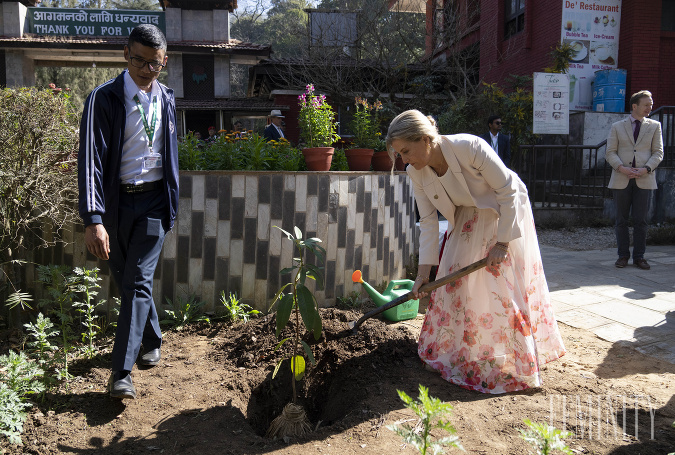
[541,244,675,364]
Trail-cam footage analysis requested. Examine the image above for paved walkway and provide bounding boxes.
[540,244,675,364]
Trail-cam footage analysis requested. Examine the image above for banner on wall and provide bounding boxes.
[561,0,622,110]
[27,8,165,37]
[533,72,570,135]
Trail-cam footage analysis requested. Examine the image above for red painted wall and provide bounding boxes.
[426,0,675,108]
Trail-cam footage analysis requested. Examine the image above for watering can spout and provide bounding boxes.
[352,270,390,307]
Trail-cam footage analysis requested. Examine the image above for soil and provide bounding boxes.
[2,304,674,455]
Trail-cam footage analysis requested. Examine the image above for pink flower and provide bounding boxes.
[460,361,482,386]
[508,310,532,337]
[445,277,463,293]
[462,219,474,232]
[438,309,451,325]
[477,344,495,361]
[486,264,501,278]
[451,347,470,366]
[492,329,508,344]
[478,313,494,329]
[422,342,439,361]
[451,296,463,310]
[462,330,478,346]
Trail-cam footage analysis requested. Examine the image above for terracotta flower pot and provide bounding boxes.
[345,148,374,171]
[371,150,395,171]
[395,155,406,171]
[302,147,334,171]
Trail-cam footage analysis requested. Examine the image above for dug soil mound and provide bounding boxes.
[2,307,674,454]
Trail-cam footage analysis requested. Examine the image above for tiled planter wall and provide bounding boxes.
[37,171,418,312]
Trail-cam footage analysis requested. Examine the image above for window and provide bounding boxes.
[663,0,675,31]
[505,0,525,38]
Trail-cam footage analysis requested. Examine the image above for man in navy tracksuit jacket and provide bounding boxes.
[78,24,178,399]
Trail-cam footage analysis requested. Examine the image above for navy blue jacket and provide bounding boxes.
[263,123,283,142]
[78,71,179,230]
[479,132,511,168]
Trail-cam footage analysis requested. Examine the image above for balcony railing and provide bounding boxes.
[514,141,609,209]
[649,106,674,167]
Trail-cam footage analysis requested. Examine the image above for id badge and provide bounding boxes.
[143,152,162,170]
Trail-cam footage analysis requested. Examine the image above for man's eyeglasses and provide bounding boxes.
[494,121,502,125]
[129,54,165,73]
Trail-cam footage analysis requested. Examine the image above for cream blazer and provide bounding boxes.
[408,134,530,266]
[605,117,663,190]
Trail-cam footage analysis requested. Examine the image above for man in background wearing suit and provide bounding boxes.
[480,115,511,167]
[605,90,663,270]
[263,109,285,141]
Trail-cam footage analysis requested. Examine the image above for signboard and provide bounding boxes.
[533,72,570,135]
[561,0,622,110]
[27,8,165,37]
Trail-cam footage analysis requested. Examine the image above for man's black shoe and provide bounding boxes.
[139,348,161,366]
[108,371,136,399]
[615,257,629,268]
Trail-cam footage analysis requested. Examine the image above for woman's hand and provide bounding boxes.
[412,264,433,299]
[487,242,508,268]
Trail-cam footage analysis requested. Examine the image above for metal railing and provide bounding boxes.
[649,106,675,167]
[514,141,609,209]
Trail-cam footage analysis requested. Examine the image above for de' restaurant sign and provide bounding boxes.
[27,8,166,37]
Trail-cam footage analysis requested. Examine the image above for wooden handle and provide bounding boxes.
[418,257,488,294]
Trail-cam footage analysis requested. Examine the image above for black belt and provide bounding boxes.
[120,179,163,194]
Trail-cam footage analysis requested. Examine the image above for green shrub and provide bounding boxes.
[387,384,463,454]
[218,291,260,323]
[161,295,210,329]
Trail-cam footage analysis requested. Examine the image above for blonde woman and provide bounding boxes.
[387,110,565,393]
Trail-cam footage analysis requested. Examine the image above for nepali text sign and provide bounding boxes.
[27,8,165,37]
[561,0,622,110]
[533,72,570,135]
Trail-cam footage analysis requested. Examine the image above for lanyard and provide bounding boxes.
[133,94,158,148]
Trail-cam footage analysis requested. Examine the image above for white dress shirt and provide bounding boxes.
[489,132,499,154]
[120,70,164,184]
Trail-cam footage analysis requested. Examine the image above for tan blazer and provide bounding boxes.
[606,116,663,190]
[408,134,530,266]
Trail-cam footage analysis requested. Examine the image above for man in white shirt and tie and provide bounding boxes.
[263,109,285,141]
[479,115,511,168]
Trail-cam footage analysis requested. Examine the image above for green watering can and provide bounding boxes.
[351,270,419,322]
[344,258,488,335]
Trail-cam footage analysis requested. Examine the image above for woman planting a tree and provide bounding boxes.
[386,110,566,393]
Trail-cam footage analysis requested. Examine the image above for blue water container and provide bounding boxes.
[593,69,627,112]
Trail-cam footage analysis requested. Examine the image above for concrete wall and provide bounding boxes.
[5,50,35,87]
[1,2,27,38]
[214,55,230,98]
[167,52,184,98]
[33,171,417,313]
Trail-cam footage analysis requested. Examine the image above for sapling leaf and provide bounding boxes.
[290,355,305,381]
[300,341,316,366]
[272,359,284,379]
[274,337,290,351]
[275,226,294,239]
[294,226,302,239]
[276,294,294,337]
[296,285,315,332]
[280,267,296,275]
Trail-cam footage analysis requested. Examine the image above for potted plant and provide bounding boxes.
[297,84,340,171]
[372,139,406,172]
[345,97,382,171]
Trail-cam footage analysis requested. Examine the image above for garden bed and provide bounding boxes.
[1,307,674,454]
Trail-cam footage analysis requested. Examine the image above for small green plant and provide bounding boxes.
[519,419,573,455]
[0,351,45,399]
[336,291,362,309]
[218,291,260,323]
[37,264,78,381]
[387,384,463,454]
[0,383,32,445]
[161,294,210,329]
[23,313,59,369]
[297,84,340,148]
[349,97,383,149]
[271,226,325,402]
[71,267,105,358]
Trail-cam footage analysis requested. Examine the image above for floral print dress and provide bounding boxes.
[418,203,566,394]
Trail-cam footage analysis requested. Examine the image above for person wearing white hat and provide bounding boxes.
[263,109,285,142]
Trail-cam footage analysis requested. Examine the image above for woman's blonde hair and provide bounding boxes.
[385,110,440,164]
